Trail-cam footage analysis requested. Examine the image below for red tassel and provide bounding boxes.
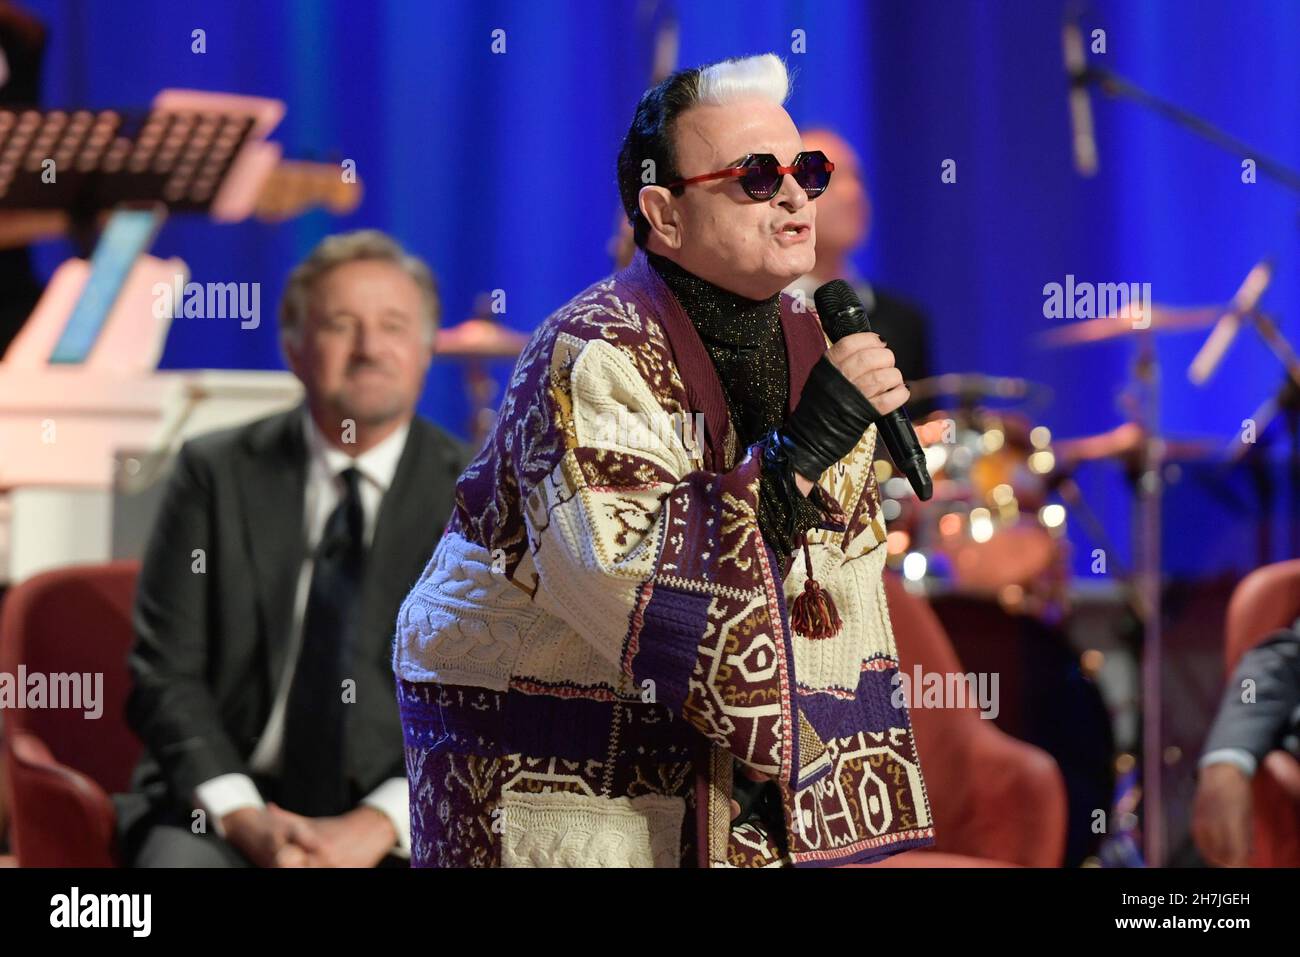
[789,530,841,639]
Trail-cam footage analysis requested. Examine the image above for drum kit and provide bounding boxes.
[878,266,1300,867]
[879,377,1070,616]
[876,285,1294,621]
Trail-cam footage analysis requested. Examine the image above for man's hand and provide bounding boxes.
[264,803,397,868]
[790,342,940,497]
[784,333,913,497]
[1191,763,1254,867]
[826,332,909,418]
[220,805,317,868]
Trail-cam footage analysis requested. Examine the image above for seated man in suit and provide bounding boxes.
[786,127,935,418]
[1192,618,1300,867]
[116,229,471,867]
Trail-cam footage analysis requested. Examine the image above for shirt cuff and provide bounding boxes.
[193,773,265,837]
[1199,747,1257,778]
[360,777,410,857]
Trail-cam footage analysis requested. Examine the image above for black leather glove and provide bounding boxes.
[776,353,879,485]
[754,354,877,559]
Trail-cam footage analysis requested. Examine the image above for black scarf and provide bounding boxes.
[647,251,789,449]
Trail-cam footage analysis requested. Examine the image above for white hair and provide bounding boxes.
[695,53,790,107]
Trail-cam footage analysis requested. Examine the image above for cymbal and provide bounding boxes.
[435,318,529,359]
[1053,421,1221,470]
[908,372,1041,402]
[1038,303,1221,347]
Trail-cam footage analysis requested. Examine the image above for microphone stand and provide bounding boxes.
[1075,65,1300,195]
[1132,328,1164,869]
[1219,316,1300,560]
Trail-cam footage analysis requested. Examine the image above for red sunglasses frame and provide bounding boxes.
[665,150,835,200]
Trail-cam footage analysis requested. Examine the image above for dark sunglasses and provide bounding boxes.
[666,150,834,201]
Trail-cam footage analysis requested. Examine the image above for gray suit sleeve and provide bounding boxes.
[125,441,251,799]
[1201,626,1300,764]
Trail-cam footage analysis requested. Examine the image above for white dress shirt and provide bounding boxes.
[1198,748,1257,777]
[194,408,413,855]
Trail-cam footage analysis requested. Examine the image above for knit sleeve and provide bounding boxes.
[519,333,807,781]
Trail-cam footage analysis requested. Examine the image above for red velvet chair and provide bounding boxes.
[0,561,141,866]
[1222,558,1300,868]
[866,574,1069,867]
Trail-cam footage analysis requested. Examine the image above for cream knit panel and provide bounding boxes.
[783,540,892,691]
[526,336,699,672]
[783,416,892,691]
[560,334,697,477]
[394,530,539,690]
[499,790,685,867]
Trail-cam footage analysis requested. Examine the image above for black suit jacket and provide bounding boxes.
[1202,623,1300,765]
[856,283,934,419]
[122,405,470,818]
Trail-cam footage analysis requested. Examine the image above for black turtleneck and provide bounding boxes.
[648,251,787,444]
[648,251,826,572]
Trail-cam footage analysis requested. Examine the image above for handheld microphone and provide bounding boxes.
[813,280,933,501]
[1063,20,1098,177]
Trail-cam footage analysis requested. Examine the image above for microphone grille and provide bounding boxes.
[814,279,857,317]
[813,279,867,341]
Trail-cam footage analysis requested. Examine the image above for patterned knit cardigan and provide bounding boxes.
[393,250,934,867]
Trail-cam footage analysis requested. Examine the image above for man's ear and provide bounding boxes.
[639,185,681,250]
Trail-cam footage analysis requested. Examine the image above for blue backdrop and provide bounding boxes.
[21,0,1300,576]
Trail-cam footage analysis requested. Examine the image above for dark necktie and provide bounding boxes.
[280,466,365,817]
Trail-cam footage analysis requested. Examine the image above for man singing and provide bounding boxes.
[395,53,935,867]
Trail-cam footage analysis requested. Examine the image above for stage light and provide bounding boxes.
[902,551,927,581]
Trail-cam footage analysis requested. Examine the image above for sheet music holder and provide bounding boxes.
[0,89,285,221]
[0,91,305,584]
